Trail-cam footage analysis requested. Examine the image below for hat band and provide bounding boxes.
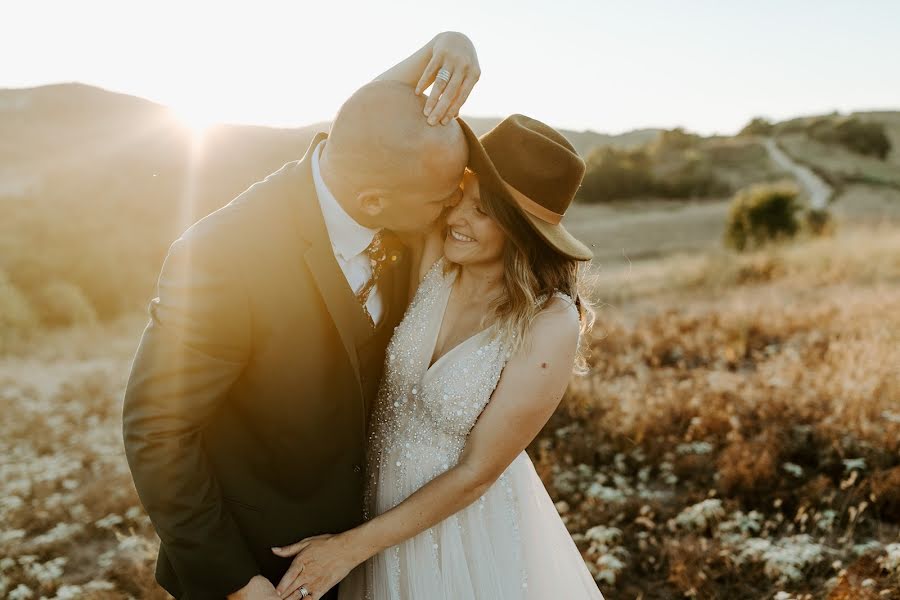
[502,179,563,225]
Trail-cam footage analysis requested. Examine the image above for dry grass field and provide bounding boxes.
[2,210,898,599]
[2,105,899,598]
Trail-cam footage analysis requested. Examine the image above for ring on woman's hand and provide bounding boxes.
[299,585,311,598]
[436,68,451,83]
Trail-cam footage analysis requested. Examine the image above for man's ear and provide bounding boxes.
[358,190,386,218]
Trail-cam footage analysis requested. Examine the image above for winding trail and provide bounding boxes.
[762,137,832,209]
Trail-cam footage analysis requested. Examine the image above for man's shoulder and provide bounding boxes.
[181,160,306,246]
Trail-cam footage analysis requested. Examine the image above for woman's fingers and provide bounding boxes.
[423,71,451,119]
[275,560,305,596]
[441,72,478,125]
[415,54,442,96]
[272,540,309,557]
[426,66,467,124]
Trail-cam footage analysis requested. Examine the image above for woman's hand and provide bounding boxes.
[417,31,481,125]
[374,31,481,126]
[271,533,364,599]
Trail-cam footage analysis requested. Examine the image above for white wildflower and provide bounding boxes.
[94,513,124,529]
[22,556,67,584]
[816,509,837,531]
[54,584,84,599]
[0,529,26,544]
[734,534,830,583]
[842,457,866,472]
[585,482,627,503]
[84,580,116,591]
[674,498,725,531]
[852,539,882,556]
[585,525,622,547]
[782,462,803,477]
[8,584,34,600]
[676,441,713,455]
[32,522,84,546]
[718,510,764,538]
[595,553,626,585]
[879,542,900,576]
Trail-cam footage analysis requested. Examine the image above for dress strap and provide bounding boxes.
[537,289,574,308]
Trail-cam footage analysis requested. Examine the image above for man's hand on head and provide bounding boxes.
[418,31,481,126]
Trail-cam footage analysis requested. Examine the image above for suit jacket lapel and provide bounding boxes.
[289,133,372,401]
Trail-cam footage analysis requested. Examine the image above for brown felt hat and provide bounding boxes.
[457,114,592,261]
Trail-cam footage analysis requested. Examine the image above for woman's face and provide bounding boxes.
[443,171,507,266]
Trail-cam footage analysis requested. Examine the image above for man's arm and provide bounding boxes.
[122,219,261,599]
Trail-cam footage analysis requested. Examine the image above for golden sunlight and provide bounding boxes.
[170,102,218,139]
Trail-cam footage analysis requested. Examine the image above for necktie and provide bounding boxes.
[356,230,386,327]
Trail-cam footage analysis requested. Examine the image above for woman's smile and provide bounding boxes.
[448,228,477,243]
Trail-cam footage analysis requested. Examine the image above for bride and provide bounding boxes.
[272,42,604,600]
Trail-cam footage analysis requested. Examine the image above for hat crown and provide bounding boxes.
[480,114,585,217]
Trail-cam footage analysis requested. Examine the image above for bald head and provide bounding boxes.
[324,80,467,190]
[319,80,469,232]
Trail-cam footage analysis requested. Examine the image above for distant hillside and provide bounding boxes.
[0,84,660,204]
[1,82,895,323]
[461,117,663,155]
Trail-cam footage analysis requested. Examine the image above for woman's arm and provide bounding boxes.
[273,299,581,598]
[375,31,481,125]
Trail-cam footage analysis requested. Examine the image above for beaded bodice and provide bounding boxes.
[364,258,509,516]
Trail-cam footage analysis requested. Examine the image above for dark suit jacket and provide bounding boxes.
[122,132,410,600]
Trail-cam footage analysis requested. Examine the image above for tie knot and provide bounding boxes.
[364,230,386,263]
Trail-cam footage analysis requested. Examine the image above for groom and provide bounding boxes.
[122,49,474,599]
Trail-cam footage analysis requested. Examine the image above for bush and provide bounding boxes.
[802,207,836,237]
[808,116,891,160]
[724,181,802,251]
[739,117,774,137]
[579,146,656,202]
[31,280,98,327]
[578,137,730,203]
[649,127,702,155]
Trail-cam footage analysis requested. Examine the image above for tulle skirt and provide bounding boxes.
[338,451,603,599]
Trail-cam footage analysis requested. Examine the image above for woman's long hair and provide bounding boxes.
[445,170,596,374]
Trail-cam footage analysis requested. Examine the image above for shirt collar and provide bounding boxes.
[311,139,380,260]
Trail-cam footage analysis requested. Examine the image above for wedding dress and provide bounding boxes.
[339,257,603,599]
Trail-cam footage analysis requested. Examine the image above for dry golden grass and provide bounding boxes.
[1,221,898,599]
[533,221,900,598]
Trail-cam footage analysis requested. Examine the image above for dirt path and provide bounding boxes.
[763,137,832,208]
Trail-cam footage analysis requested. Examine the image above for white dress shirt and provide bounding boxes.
[310,140,384,325]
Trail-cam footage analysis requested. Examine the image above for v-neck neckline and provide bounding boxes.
[425,268,495,375]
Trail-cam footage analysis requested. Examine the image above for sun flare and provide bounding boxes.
[170,103,218,139]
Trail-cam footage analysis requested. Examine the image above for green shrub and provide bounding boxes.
[785,114,893,160]
[724,181,802,251]
[802,207,835,237]
[738,117,774,137]
[578,137,730,203]
[31,280,98,327]
[649,127,703,155]
[579,146,656,202]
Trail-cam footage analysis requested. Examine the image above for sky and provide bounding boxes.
[3,0,898,136]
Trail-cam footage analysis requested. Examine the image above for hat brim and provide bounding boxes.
[457,118,593,261]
